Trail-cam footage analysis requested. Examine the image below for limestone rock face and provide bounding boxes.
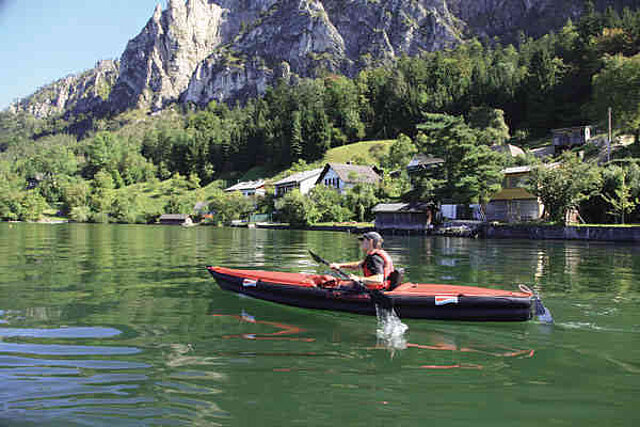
[10,0,637,117]
[9,60,118,119]
[109,0,225,111]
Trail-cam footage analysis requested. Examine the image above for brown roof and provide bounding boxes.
[316,163,381,185]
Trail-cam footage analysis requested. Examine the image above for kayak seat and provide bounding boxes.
[387,268,404,291]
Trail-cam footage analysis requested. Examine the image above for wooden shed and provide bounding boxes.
[373,203,435,233]
[159,214,193,226]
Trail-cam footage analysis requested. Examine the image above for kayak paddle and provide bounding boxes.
[308,250,393,310]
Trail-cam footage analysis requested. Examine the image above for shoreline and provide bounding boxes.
[5,220,640,242]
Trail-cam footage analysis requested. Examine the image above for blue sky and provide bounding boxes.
[0,0,166,110]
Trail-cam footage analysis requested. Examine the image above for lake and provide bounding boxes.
[0,223,638,426]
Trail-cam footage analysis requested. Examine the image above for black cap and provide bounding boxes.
[358,231,383,241]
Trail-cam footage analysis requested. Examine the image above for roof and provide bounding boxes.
[407,153,445,169]
[316,163,381,185]
[552,125,592,133]
[373,203,433,213]
[502,165,532,175]
[491,144,525,157]
[159,214,191,220]
[225,180,265,192]
[274,168,323,186]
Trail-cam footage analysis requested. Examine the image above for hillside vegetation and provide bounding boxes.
[0,4,639,225]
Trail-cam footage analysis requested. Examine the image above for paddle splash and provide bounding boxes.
[375,305,409,351]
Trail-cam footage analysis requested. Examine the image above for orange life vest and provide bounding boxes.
[362,249,394,290]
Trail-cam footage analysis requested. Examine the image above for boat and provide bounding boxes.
[206,266,535,321]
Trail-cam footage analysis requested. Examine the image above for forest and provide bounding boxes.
[1,3,639,225]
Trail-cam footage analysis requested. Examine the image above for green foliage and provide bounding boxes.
[307,185,352,223]
[345,183,379,222]
[599,165,640,224]
[274,190,318,227]
[527,153,603,223]
[385,134,417,171]
[591,53,640,134]
[413,113,506,204]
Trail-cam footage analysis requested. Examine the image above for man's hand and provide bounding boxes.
[329,263,340,270]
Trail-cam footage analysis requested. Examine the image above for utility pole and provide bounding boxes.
[608,107,612,163]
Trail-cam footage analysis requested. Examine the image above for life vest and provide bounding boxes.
[362,249,394,290]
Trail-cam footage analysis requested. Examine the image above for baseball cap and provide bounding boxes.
[358,231,383,241]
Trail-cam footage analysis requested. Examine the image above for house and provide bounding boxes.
[159,214,193,226]
[485,166,544,222]
[224,180,266,197]
[406,153,445,174]
[373,203,436,232]
[274,168,323,197]
[315,163,381,194]
[552,126,592,149]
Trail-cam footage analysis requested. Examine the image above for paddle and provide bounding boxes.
[308,250,393,310]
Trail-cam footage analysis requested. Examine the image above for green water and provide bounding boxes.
[0,223,638,426]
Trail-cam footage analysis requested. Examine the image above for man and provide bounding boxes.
[330,231,395,290]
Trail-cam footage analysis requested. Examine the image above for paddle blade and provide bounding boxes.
[534,298,554,324]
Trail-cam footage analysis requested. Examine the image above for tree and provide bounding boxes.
[385,133,417,171]
[527,153,602,223]
[307,185,352,223]
[345,183,379,222]
[600,167,639,224]
[591,54,640,139]
[274,189,318,227]
[414,113,506,204]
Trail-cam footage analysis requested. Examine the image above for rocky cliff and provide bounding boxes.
[9,60,118,119]
[10,0,636,117]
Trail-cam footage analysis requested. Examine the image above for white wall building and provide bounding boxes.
[315,163,381,194]
[224,180,266,197]
[274,168,323,197]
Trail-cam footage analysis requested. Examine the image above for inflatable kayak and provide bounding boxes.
[206,266,535,321]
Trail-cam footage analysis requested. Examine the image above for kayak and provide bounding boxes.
[206,266,534,321]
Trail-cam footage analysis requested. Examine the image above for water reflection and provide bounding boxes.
[1,224,638,426]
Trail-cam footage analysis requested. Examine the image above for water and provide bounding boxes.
[0,223,638,426]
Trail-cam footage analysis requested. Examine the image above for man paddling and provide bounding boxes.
[330,231,395,290]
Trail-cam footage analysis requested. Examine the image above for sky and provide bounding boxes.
[0,0,167,110]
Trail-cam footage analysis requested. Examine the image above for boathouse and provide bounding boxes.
[159,214,193,226]
[373,203,435,233]
[485,166,543,222]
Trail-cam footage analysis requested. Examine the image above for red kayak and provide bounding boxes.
[206,267,534,321]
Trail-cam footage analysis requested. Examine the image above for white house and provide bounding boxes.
[224,180,266,197]
[315,163,381,194]
[274,168,323,197]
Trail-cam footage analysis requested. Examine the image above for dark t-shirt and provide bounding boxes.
[363,253,385,276]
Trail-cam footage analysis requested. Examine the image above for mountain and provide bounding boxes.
[9,0,637,118]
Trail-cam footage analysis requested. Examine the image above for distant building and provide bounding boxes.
[485,166,544,222]
[224,180,266,197]
[373,203,435,233]
[159,214,193,226]
[274,168,323,197]
[316,163,381,194]
[407,153,445,174]
[552,126,592,149]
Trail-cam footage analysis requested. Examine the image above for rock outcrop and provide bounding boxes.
[10,0,637,117]
[9,60,118,119]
